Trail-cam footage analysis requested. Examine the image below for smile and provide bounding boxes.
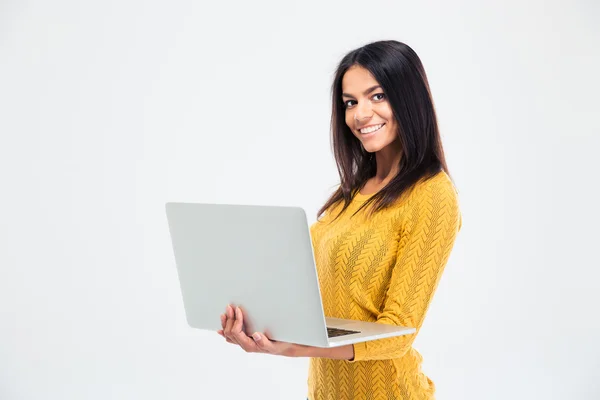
[359,123,385,135]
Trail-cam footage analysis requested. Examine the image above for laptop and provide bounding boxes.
[165,202,416,348]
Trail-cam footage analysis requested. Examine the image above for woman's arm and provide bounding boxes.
[292,343,354,360]
[219,306,355,359]
[221,177,460,361]
[347,178,462,362]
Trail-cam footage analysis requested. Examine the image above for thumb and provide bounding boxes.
[252,332,267,350]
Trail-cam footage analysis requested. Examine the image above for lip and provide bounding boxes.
[357,122,385,130]
[357,122,386,132]
[358,122,385,134]
[358,125,385,140]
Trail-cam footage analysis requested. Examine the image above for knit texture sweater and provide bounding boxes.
[306,170,462,400]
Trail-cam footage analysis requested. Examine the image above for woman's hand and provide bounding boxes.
[217,305,300,357]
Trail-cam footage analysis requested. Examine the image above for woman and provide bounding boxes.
[218,40,462,399]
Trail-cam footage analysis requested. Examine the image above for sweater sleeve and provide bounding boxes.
[349,178,462,362]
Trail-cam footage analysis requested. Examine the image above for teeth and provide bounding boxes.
[360,123,384,134]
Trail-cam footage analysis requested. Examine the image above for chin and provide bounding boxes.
[363,143,383,153]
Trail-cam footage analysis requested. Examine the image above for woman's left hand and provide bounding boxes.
[217,305,301,357]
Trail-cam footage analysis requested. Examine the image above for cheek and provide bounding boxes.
[381,106,394,122]
[387,122,398,138]
[345,114,354,131]
[381,109,396,132]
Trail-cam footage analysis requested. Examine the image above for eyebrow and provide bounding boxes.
[342,85,382,98]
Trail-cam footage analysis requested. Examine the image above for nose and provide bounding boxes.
[354,101,373,122]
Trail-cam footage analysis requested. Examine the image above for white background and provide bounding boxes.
[1,1,599,399]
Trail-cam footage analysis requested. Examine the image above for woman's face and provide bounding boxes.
[341,65,399,154]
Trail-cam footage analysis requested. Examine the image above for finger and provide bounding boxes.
[224,305,239,345]
[223,305,233,335]
[251,332,274,354]
[218,313,226,337]
[217,329,236,345]
[230,307,258,352]
[231,307,244,335]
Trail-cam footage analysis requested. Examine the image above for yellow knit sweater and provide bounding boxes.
[307,170,462,400]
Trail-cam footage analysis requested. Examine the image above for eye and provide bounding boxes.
[342,93,386,109]
[343,100,356,109]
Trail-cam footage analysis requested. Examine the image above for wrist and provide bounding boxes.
[290,343,354,360]
[289,343,314,358]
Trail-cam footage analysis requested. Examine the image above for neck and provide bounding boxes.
[372,140,402,182]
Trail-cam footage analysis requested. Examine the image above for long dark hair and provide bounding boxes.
[317,40,451,220]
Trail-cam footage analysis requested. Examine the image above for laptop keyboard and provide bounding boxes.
[327,327,360,338]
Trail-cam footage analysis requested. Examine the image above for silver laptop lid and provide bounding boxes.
[165,202,329,347]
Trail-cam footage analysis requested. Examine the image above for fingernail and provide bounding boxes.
[253,333,261,340]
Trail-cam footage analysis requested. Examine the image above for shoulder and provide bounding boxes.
[406,171,462,230]
[409,170,459,206]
